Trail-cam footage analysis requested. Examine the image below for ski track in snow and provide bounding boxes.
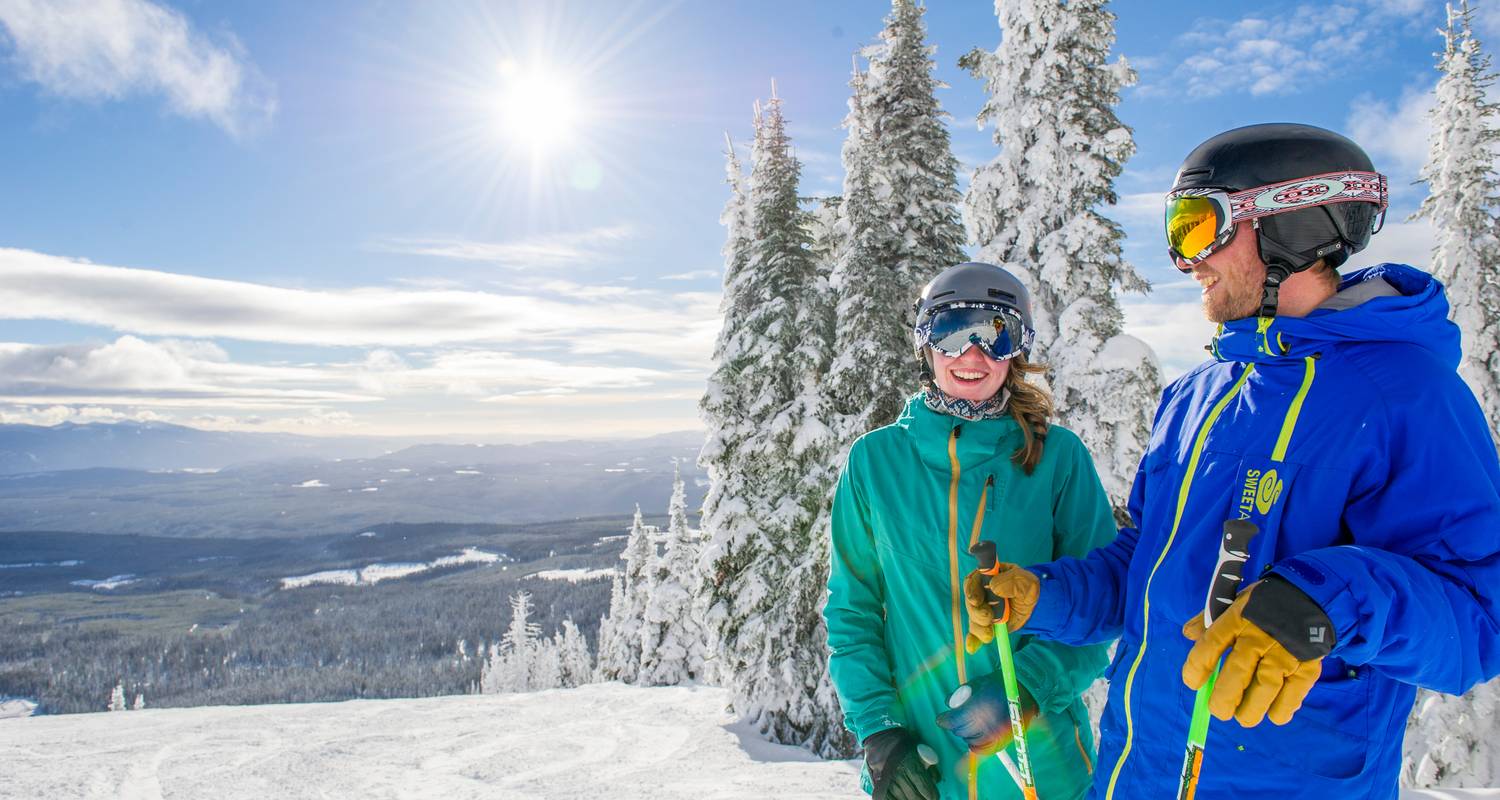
[0,683,1492,799]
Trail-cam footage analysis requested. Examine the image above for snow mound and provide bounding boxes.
[0,698,37,719]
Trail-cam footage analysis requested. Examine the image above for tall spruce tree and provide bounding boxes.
[828,0,966,436]
[961,0,1160,515]
[1403,2,1500,788]
[1413,0,1500,449]
[698,87,847,756]
[695,132,754,691]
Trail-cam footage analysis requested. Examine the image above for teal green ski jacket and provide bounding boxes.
[825,393,1116,800]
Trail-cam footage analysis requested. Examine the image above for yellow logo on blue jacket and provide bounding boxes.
[1238,468,1284,519]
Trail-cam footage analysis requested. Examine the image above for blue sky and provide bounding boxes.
[0,0,1476,440]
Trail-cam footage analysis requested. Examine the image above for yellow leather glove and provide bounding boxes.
[1181,576,1334,727]
[962,563,1040,654]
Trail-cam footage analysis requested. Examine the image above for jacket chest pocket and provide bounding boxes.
[1217,456,1302,582]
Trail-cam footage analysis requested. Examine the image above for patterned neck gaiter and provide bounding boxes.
[923,385,1012,421]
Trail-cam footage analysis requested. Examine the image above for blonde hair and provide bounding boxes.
[1005,352,1053,474]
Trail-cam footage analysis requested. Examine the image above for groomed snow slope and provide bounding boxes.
[0,683,1492,799]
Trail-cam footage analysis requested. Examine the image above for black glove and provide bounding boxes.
[863,728,939,800]
[935,670,1038,755]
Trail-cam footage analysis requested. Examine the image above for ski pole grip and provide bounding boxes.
[971,540,998,573]
[1204,519,1261,625]
[969,541,1009,621]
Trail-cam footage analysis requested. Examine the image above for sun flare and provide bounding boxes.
[494,59,582,157]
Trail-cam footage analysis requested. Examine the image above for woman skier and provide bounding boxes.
[825,261,1115,800]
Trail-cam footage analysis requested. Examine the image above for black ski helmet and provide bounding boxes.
[911,262,1035,381]
[1171,123,1385,275]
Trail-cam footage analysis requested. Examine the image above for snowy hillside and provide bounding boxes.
[0,684,1494,800]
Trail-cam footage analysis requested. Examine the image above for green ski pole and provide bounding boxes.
[1176,519,1260,800]
[970,541,1039,800]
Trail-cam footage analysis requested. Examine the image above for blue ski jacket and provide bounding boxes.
[1023,264,1500,800]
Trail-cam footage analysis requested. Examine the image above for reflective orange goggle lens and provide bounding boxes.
[1165,194,1229,263]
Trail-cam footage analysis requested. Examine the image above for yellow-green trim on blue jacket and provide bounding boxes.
[825,393,1116,800]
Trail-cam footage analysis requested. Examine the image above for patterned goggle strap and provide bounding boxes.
[1226,170,1389,223]
[1166,170,1388,266]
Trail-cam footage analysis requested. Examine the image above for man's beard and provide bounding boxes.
[1202,276,1262,323]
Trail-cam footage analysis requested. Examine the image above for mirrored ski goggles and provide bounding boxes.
[917,303,1033,361]
[1166,170,1388,269]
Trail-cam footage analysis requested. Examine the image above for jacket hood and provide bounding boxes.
[1211,263,1461,367]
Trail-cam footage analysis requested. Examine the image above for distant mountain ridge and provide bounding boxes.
[0,423,708,538]
[0,420,394,474]
[0,420,706,475]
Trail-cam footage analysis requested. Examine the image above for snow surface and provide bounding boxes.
[69,574,138,590]
[0,683,1490,800]
[525,567,615,583]
[280,548,501,589]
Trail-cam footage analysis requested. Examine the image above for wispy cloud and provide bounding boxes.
[0,337,376,407]
[0,0,275,136]
[1347,84,1436,181]
[1105,191,1163,229]
[350,348,671,399]
[0,336,690,418]
[660,270,717,281]
[0,247,721,367]
[368,225,636,268]
[1139,1,1430,99]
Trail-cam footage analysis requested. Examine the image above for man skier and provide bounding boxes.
[954,122,1500,799]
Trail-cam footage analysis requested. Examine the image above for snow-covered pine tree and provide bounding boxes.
[639,463,707,685]
[1405,680,1500,788]
[1401,3,1500,789]
[698,87,847,756]
[960,0,1160,516]
[594,571,628,681]
[1413,0,1500,450]
[108,681,126,712]
[721,132,753,296]
[555,619,593,689]
[597,505,654,683]
[132,693,145,711]
[481,591,547,693]
[695,133,756,691]
[827,0,966,436]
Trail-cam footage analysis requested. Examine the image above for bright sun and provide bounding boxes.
[494,59,581,157]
